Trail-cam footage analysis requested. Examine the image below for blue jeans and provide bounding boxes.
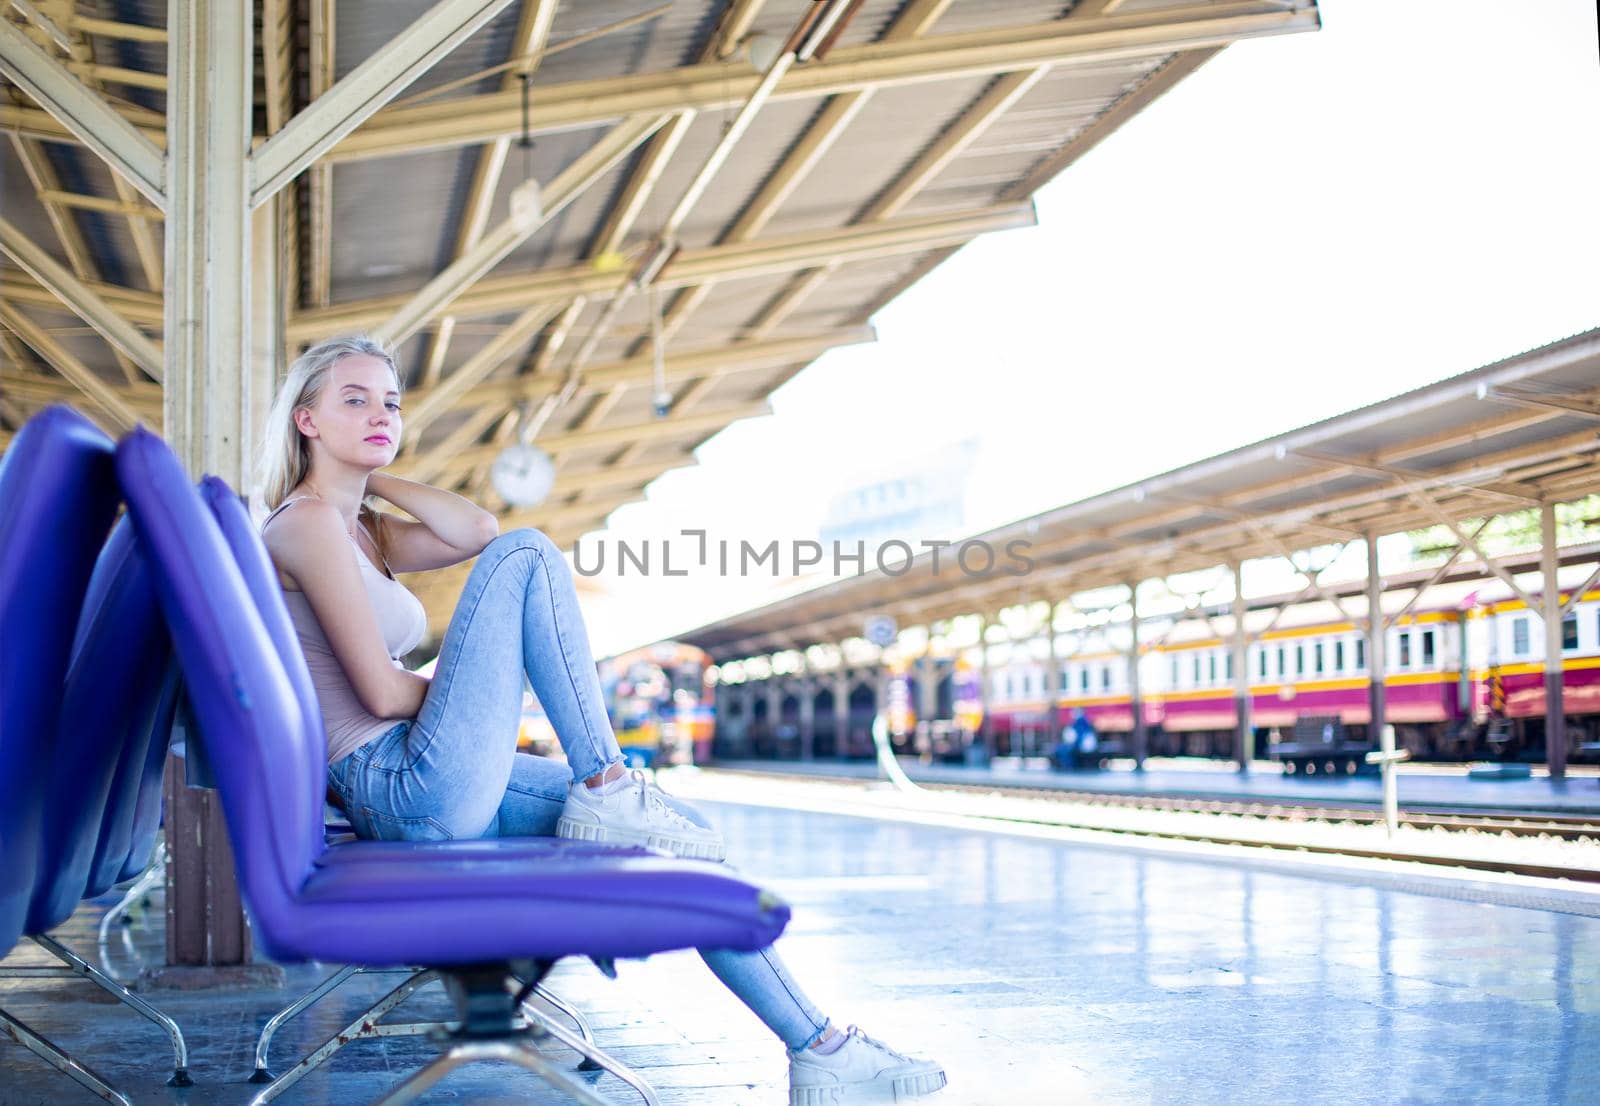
[327,529,830,1050]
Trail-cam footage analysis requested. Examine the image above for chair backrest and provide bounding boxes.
[198,476,328,865]
[29,516,172,933]
[115,428,324,931]
[0,406,119,954]
[102,660,180,887]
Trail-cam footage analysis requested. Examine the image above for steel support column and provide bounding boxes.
[1128,582,1146,770]
[159,0,256,976]
[976,613,991,750]
[1230,560,1251,772]
[1044,602,1061,747]
[764,683,780,754]
[1364,533,1386,746]
[833,665,849,758]
[1541,502,1567,779]
[798,678,815,761]
[917,635,938,738]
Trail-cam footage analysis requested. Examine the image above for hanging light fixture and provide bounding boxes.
[490,72,553,509]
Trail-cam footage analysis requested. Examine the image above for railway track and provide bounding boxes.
[910,782,1600,841]
[697,767,1600,884]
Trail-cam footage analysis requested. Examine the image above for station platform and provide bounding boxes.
[3,797,1596,1105]
[711,758,1600,818]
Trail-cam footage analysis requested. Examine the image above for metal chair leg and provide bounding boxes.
[248,963,360,1082]
[518,995,661,1106]
[31,934,191,1086]
[96,841,167,946]
[247,969,442,1106]
[526,980,602,1069]
[372,1038,615,1106]
[0,1005,134,1106]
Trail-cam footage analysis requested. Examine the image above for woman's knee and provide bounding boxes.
[479,527,568,579]
[484,527,557,558]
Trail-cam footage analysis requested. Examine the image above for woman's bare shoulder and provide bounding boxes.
[262,497,345,583]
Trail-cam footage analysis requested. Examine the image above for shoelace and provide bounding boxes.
[841,1026,913,1063]
[629,769,697,830]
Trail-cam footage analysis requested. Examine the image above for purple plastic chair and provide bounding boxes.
[117,428,789,1104]
[18,513,192,1090]
[0,405,143,1104]
[197,476,645,1100]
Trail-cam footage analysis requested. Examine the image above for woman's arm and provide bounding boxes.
[365,471,498,573]
[264,499,431,720]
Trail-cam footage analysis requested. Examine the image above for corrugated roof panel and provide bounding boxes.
[933,0,1076,36]
[759,74,998,237]
[328,148,473,301]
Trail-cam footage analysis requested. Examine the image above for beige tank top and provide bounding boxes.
[263,497,428,764]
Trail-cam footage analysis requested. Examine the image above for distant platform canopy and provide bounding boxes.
[674,329,1600,662]
[1,0,1322,631]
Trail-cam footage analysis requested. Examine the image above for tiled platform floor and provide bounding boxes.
[2,799,1596,1106]
[716,758,1600,815]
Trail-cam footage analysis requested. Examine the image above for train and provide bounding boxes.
[513,642,716,767]
[981,572,1600,772]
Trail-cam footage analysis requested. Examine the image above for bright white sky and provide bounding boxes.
[574,0,1600,659]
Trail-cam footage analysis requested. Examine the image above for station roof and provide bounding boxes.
[675,328,1600,662]
[0,0,1321,632]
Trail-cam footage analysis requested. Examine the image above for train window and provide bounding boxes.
[1295,643,1305,676]
[1208,653,1217,682]
[1335,640,1345,672]
[1192,655,1201,684]
[1421,629,1436,666]
[1257,649,1267,679]
[1060,668,1069,692]
[1398,632,1411,668]
[1314,641,1324,674]
[1224,651,1233,681]
[1170,657,1180,686]
[1276,644,1286,678]
[1512,617,1529,657]
[1355,638,1366,670]
[1080,667,1090,693]
[1562,612,1578,651]
[1100,665,1111,691]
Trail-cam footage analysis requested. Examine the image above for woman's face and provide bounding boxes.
[294,354,403,471]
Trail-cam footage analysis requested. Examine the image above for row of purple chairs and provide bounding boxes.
[1,406,791,1104]
[0,405,189,1103]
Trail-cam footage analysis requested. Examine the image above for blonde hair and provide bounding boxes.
[258,335,400,563]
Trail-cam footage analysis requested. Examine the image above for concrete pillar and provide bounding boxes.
[1230,560,1251,773]
[1542,503,1567,779]
[1365,532,1386,745]
[1128,582,1146,770]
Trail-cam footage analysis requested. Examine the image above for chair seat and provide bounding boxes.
[283,840,782,966]
[313,835,650,865]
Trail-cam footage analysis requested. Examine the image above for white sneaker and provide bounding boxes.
[789,1026,947,1105]
[556,769,726,860]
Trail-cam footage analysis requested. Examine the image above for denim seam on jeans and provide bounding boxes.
[531,540,611,775]
[762,947,829,1049]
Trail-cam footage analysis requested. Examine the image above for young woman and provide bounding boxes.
[258,336,946,1105]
